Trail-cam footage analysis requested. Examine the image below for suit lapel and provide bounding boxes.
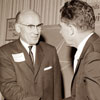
[71,33,99,90]
[34,42,44,80]
[75,33,99,73]
[15,39,34,73]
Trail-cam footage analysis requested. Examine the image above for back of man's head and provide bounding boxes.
[60,0,95,31]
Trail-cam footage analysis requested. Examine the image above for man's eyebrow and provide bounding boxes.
[36,23,43,27]
[28,23,43,27]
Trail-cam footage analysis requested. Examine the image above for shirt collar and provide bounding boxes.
[75,33,94,60]
[20,39,36,53]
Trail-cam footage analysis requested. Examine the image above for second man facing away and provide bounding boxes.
[60,0,100,100]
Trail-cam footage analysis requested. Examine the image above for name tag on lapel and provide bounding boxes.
[44,66,52,71]
[12,53,25,62]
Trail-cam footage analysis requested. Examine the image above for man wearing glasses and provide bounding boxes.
[0,10,62,100]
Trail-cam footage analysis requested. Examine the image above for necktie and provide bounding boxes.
[28,46,34,65]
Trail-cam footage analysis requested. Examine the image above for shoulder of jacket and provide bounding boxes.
[85,51,100,63]
[0,40,17,51]
[39,41,55,50]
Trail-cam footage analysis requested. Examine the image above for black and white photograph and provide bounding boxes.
[0,0,100,100]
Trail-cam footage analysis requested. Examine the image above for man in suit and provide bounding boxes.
[59,0,100,100]
[0,10,62,100]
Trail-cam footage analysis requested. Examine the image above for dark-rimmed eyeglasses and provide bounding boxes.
[18,23,43,30]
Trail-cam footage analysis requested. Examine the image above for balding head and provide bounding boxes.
[15,10,41,24]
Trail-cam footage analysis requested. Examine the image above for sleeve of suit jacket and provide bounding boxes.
[0,48,40,100]
[53,48,62,100]
[84,52,100,100]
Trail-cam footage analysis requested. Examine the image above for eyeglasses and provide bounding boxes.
[18,23,43,30]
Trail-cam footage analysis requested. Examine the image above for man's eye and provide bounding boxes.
[28,25,34,28]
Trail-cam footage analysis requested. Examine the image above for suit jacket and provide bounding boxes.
[0,39,62,100]
[65,33,100,100]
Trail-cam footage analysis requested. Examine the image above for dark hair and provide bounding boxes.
[60,0,95,31]
[15,11,21,23]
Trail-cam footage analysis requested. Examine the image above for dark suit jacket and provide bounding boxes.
[65,33,100,100]
[0,39,62,100]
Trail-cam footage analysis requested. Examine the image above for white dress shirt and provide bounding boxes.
[0,92,4,100]
[74,33,94,72]
[20,39,36,63]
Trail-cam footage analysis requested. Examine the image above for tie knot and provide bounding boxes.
[28,46,33,51]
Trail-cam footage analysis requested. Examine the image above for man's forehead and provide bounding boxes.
[19,11,41,24]
[20,11,39,19]
[21,10,37,16]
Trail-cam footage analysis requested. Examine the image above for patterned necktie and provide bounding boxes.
[28,46,34,65]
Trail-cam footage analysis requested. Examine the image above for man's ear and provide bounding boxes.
[15,23,21,33]
[69,25,76,36]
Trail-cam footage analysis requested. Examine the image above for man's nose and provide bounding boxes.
[32,27,39,34]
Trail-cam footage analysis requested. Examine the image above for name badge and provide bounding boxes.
[12,53,25,62]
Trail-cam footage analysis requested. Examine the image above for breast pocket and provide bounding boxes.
[44,66,54,81]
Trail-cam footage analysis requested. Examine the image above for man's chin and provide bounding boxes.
[30,41,39,45]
